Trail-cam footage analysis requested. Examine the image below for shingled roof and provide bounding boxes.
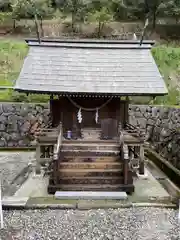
[14,39,168,96]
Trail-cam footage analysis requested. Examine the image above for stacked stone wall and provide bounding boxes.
[0,103,179,169]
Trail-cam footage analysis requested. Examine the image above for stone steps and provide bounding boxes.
[54,191,128,200]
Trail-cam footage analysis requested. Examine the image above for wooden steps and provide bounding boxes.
[61,156,120,162]
[49,184,129,191]
[58,168,123,178]
[53,176,132,185]
[61,151,120,157]
[62,144,119,152]
[59,162,122,169]
[48,139,134,194]
[59,171,126,178]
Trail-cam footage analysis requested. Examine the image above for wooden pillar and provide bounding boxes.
[50,95,54,127]
[123,144,129,185]
[35,144,41,173]
[139,145,145,175]
[52,159,59,186]
[124,97,129,128]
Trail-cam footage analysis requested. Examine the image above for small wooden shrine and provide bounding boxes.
[14,39,167,194]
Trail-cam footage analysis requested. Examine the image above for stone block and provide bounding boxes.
[55,191,128,200]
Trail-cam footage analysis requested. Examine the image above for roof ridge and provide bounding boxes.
[25,38,155,45]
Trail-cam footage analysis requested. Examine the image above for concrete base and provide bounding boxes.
[13,173,49,198]
[132,168,170,201]
[12,166,171,204]
[2,197,28,207]
[55,191,128,200]
[137,169,148,180]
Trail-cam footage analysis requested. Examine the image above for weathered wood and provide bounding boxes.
[49,184,131,191]
[59,168,122,173]
[100,118,118,139]
[54,176,133,185]
[61,151,120,157]
[36,145,41,161]
[53,122,63,160]
[124,97,129,126]
[62,143,119,152]
[59,162,122,169]
[61,156,120,162]
[139,145,145,175]
[48,184,134,193]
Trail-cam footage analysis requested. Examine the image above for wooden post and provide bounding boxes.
[139,145,145,175]
[124,97,129,128]
[50,95,54,127]
[123,144,129,185]
[54,159,59,185]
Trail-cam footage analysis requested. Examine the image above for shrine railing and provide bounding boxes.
[118,123,129,185]
[52,122,63,186]
[53,122,63,161]
[124,122,145,141]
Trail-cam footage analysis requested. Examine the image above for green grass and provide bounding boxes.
[0,39,180,104]
[152,45,180,105]
[0,39,50,102]
[0,40,28,86]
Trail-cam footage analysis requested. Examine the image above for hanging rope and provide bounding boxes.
[67,96,113,111]
[77,108,82,123]
[95,108,99,123]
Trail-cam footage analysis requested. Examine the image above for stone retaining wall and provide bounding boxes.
[129,105,180,170]
[0,103,179,170]
[0,103,49,147]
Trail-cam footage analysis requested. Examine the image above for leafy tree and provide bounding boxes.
[0,0,11,11]
[111,0,129,20]
[163,0,180,23]
[144,0,169,29]
[88,6,112,38]
[11,0,52,19]
[11,0,53,35]
[55,0,90,31]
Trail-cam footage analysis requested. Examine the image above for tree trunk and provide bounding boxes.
[152,10,156,29]
[71,0,77,33]
[71,12,75,32]
[40,17,44,37]
[13,19,16,30]
[34,14,41,43]
[97,21,101,38]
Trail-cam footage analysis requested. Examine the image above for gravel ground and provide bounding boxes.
[0,152,35,195]
[0,208,179,240]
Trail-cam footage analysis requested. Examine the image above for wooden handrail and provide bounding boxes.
[118,122,129,185]
[125,122,145,141]
[53,122,63,160]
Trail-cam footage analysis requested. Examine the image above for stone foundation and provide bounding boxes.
[0,103,179,170]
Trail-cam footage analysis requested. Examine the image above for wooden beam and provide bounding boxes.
[139,146,145,175]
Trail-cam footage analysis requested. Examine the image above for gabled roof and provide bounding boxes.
[14,38,168,96]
